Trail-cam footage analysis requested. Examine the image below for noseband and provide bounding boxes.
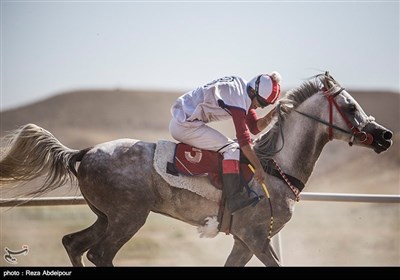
[294,87,375,146]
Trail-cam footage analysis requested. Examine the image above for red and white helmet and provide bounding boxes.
[247,72,281,107]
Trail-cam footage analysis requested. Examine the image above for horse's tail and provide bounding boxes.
[0,123,90,198]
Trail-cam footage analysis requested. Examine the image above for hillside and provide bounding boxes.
[1,89,181,148]
[2,88,399,128]
[1,89,399,144]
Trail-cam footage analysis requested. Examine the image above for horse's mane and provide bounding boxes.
[254,73,340,167]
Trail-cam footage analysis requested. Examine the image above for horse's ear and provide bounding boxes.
[321,74,331,90]
[322,71,340,90]
[327,73,341,89]
[327,80,335,89]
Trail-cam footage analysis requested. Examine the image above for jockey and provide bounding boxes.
[169,72,281,214]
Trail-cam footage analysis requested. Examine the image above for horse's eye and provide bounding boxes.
[348,104,357,113]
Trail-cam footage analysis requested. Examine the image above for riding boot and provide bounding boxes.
[223,160,259,214]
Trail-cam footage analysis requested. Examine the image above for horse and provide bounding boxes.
[0,73,393,266]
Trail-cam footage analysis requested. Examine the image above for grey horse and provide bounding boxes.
[0,73,393,266]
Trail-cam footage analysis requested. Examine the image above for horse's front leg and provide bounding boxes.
[224,236,253,266]
[253,242,280,266]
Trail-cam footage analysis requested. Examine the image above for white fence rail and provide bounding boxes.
[1,192,399,265]
[301,192,400,203]
[0,196,86,207]
[1,192,399,207]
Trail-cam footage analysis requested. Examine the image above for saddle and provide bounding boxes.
[166,143,254,190]
[165,143,257,235]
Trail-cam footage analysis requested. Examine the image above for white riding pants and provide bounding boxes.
[169,119,240,160]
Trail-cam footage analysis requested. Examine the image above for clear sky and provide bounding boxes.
[1,0,399,111]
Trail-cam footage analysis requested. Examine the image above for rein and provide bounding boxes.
[293,109,350,135]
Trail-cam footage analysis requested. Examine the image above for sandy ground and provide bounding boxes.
[1,202,398,266]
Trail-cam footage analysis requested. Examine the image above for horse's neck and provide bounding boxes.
[274,99,329,185]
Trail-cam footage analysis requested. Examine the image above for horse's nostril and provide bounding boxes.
[382,130,393,140]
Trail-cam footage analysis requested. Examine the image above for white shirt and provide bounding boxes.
[171,76,252,124]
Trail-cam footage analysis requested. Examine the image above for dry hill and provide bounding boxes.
[1,89,181,148]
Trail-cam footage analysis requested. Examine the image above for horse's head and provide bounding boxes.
[256,72,393,162]
[316,72,393,153]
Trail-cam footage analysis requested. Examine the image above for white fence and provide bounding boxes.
[2,192,399,207]
[1,192,399,264]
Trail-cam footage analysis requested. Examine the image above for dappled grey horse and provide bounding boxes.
[0,73,393,266]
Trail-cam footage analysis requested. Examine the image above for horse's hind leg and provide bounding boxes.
[86,202,151,267]
[62,201,108,267]
[224,236,254,266]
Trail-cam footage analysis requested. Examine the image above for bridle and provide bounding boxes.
[293,83,375,146]
[256,74,376,205]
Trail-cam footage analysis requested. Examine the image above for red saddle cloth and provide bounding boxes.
[169,143,253,189]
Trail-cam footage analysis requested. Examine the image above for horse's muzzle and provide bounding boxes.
[364,122,393,154]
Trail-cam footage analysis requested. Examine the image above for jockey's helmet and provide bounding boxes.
[247,72,281,108]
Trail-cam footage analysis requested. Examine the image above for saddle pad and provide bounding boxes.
[174,143,222,176]
[172,143,254,189]
[153,140,222,202]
